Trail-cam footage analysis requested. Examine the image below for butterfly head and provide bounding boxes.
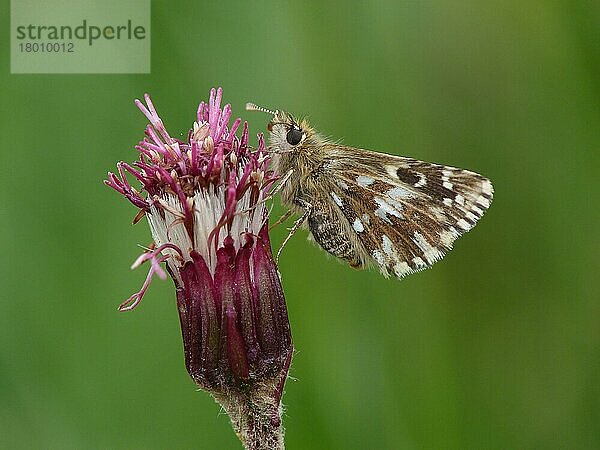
[246,102,312,154]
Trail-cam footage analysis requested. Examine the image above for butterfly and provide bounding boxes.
[247,103,493,279]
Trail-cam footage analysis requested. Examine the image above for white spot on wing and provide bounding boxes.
[414,173,427,188]
[443,181,454,190]
[372,249,385,267]
[471,205,484,216]
[382,234,395,256]
[362,214,370,225]
[476,195,490,208]
[330,192,343,207]
[413,231,444,264]
[386,165,401,178]
[357,175,374,187]
[387,186,413,200]
[375,208,392,224]
[457,218,471,230]
[440,230,456,247]
[352,218,364,233]
[413,232,431,252]
[394,261,411,277]
[455,194,465,206]
[482,180,493,195]
[443,198,453,206]
[430,206,447,221]
[466,211,479,222]
[374,196,403,222]
[412,256,426,268]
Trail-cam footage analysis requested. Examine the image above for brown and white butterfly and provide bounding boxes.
[247,103,493,279]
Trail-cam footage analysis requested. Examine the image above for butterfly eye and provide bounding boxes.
[286,128,303,146]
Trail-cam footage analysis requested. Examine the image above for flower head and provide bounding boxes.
[105,88,292,447]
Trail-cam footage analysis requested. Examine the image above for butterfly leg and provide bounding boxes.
[269,209,293,231]
[269,169,294,197]
[276,200,312,266]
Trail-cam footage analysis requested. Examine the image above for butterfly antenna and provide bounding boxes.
[246,102,277,115]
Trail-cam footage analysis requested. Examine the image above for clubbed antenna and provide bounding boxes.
[246,102,277,115]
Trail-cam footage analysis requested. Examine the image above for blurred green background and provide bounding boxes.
[1,1,599,449]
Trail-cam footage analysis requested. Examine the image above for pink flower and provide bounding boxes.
[105,88,292,448]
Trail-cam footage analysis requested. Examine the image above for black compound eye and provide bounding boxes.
[286,127,303,146]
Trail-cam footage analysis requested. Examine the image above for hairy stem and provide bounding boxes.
[214,379,285,450]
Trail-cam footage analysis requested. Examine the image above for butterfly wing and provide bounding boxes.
[323,145,493,278]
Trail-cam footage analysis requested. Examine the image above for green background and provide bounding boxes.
[1,1,598,449]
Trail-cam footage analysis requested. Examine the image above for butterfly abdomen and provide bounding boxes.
[307,201,364,268]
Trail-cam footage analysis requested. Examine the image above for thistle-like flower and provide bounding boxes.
[105,88,293,450]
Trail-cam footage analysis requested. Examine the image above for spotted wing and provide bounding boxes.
[324,146,493,278]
